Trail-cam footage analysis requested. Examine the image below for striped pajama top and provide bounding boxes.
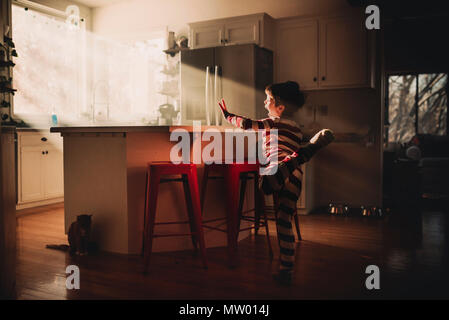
[224,112,304,174]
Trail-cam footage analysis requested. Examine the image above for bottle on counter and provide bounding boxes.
[51,107,58,126]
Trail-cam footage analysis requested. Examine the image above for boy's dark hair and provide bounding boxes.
[265,81,305,116]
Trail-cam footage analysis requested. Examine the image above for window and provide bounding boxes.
[12,3,169,126]
[386,73,448,144]
[12,4,87,124]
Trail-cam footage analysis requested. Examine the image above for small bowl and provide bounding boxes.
[328,203,349,216]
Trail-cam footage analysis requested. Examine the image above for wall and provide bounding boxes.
[296,87,382,208]
[384,17,449,73]
[92,0,350,38]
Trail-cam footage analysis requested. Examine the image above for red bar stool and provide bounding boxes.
[143,161,207,273]
[201,162,273,267]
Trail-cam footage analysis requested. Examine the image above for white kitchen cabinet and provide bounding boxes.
[318,15,370,89]
[189,13,275,50]
[276,11,374,90]
[17,131,64,209]
[20,145,44,202]
[224,19,259,46]
[276,18,319,90]
[189,24,223,49]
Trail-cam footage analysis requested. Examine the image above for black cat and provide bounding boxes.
[46,214,95,255]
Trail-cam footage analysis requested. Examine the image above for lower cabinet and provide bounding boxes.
[17,131,64,209]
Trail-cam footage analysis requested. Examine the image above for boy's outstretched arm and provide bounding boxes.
[218,99,268,130]
[260,129,335,195]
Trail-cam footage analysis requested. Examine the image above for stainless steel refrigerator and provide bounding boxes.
[180,44,273,125]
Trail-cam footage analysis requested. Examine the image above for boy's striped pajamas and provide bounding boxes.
[222,111,304,273]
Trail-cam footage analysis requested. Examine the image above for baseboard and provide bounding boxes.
[16,197,64,211]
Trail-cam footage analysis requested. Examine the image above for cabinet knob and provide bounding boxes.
[45,151,48,154]
[42,151,45,155]
[322,76,326,81]
[41,137,47,141]
[313,77,317,82]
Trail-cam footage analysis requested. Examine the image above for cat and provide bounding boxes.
[46,214,95,256]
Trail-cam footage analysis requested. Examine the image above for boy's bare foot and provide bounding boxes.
[310,129,335,148]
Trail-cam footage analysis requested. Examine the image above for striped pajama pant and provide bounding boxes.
[275,168,302,271]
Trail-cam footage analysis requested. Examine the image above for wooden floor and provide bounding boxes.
[15,202,449,300]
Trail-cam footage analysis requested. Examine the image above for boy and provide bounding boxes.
[218,81,334,285]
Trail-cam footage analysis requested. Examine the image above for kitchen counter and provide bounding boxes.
[54,125,255,255]
[1,126,16,133]
[50,124,236,134]
[16,127,53,132]
[51,125,171,134]
[51,125,368,143]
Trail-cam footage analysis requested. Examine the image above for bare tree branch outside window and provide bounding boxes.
[387,73,447,144]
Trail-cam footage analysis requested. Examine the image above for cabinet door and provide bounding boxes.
[190,24,224,49]
[20,146,44,202]
[43,146,64,199]
[319,15,369,88]
[224,19,259,46]
[276,19,319,90]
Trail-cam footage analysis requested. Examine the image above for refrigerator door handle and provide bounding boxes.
[205,66,210,125]
[214,65,219,126]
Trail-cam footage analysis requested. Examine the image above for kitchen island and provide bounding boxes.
[50,125,256,254]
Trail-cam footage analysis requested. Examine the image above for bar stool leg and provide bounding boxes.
[256,180,273,258]
[273,192,281,248]
[187,167,208,269]
[253,173,261,235]
[143,170,160,273]
[141,171,149,257]
[237,173,247,233]
[182,174,198,251]
[200,165,210,212]
[224,166,240,268]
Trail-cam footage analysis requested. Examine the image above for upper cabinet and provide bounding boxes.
[276,11,375,90]
[189,13,275,50]
[276,19,320,90]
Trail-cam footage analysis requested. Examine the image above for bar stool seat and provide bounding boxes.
[201,162,273,267]
[143,161,207,273]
